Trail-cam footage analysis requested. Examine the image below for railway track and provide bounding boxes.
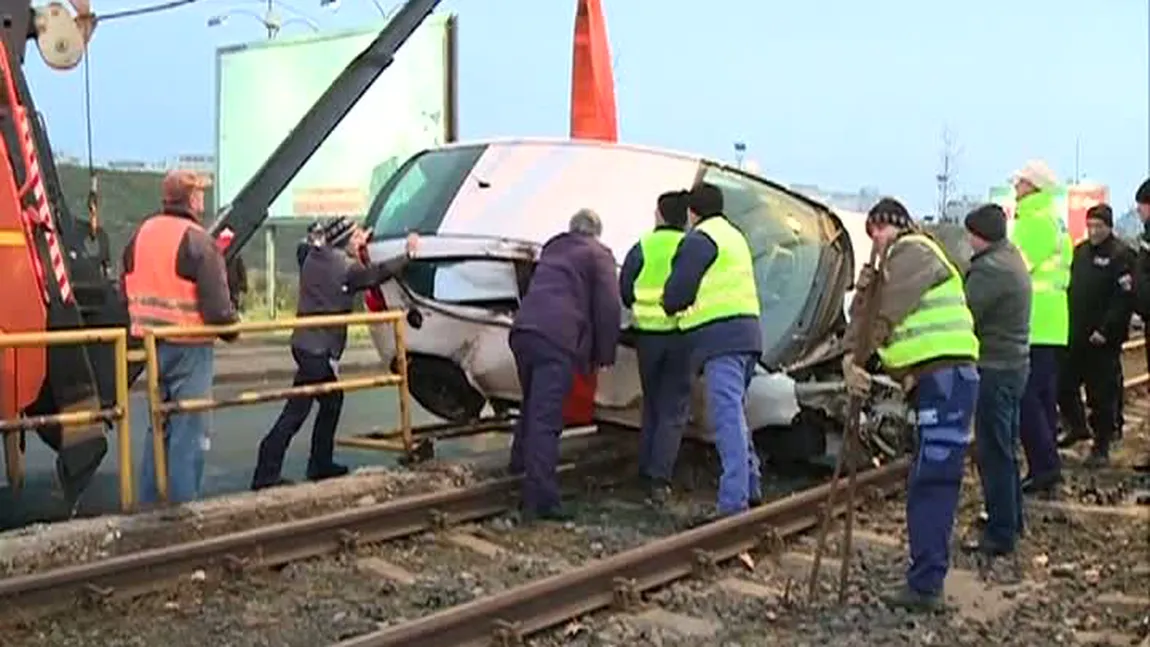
[3,343,1147,647]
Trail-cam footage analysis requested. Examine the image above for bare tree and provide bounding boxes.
[936,127,961,221]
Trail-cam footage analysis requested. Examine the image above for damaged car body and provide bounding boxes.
[361,139,912,466]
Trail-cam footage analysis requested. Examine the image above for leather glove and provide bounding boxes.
[841,352,871,396]
[855,264,876,291]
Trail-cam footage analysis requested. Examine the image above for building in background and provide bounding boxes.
[790,184,883,213]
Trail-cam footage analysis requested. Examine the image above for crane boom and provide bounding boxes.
[209,0,444,257]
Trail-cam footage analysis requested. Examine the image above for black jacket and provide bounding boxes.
[1068,234,1135,349]
[1135,221,1150,318]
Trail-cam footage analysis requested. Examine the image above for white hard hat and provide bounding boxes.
[1010,160,1060,190]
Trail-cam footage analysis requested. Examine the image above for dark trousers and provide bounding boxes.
[1020,345,1062,478]
[1059,343,1122,454]
[252,347,344,487]
[975,366,1027,552]
[906,365,979,595]
[635,334,692,484]
[509,331,574,513]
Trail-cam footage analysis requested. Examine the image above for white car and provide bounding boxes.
[363,138,910,466]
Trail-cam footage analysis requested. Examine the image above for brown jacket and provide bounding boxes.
[843,232,961,381]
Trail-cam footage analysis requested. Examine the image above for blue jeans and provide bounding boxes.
[636,334,692,483]
[702,352,761,515]
[140,343,214,505]
[906,364,979,596]
[975,366,1027,552]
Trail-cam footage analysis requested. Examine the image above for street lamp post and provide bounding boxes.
[207,0,320,39]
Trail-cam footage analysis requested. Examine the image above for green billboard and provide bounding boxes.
[214,15,457,219]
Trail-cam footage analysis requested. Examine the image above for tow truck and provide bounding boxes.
[0,0,445,508]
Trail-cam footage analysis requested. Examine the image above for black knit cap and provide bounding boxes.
[322,216,357,248]
[1136,179,1150,206]
[866,197,914,231]
[964,204,1007,242]
[1086,203,1113,228]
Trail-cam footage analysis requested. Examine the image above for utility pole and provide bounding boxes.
[935,128,959,222]
[734,141,746,169]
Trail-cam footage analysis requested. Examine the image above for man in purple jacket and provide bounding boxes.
[509,208,622,521]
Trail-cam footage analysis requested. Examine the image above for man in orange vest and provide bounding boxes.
[122,169,238,504]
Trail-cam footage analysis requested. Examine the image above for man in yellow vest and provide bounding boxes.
[662,182,763,517]
[842,198,980,612]
[1008,160,1070,494]
[619,190,690,505]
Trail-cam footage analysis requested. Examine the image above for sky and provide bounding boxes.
[25,0,1150,215]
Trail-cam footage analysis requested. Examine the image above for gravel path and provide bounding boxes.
[2,400,1146,647]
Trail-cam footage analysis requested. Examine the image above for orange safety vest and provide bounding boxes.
[123,214,210,343]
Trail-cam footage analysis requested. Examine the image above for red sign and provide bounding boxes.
[1066,184,1109,242]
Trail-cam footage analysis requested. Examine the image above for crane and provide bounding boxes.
[0,0,443,507]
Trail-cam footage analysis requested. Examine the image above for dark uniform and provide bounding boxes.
[1058,205,1134,464]
[618,191,691,502]
[1132,179,1150,472]
[251,217,409,489]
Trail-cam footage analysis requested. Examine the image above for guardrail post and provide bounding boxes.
[143,331,169,504]
[1,347,23,492]
[391,317,413,455]
[112,331,134,512]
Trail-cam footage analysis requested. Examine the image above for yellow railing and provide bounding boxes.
[0,327,133,512]
[142,310,411,503]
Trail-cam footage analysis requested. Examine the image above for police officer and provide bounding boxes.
[1008,160,1071,494]
[619,190,691,505]
[842,198,979,612]
[1058,205,1135,466]
[1134,179,1150,473]
[662,182,763,518]
[251,218,416,489]
[122,170,239,504]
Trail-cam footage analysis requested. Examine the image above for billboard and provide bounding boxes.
[1066,183,1109,243]
[215,15,458,219]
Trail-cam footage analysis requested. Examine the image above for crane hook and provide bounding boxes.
[32,0,96,71]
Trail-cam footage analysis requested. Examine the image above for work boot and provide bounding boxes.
[307,462,349,482]
[1057,427,1092,449]
[881,584,944,613]
[520,503,575,523]
[1021,471,1062,495]
[1084,447,1110,469]
[644,479,672,508]
[252,477,294,491]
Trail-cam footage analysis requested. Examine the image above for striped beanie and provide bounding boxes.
[322,216,356,249]
[866,197,914,232]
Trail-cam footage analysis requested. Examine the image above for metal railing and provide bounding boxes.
[142,310,411,503]
[0,328,133,511]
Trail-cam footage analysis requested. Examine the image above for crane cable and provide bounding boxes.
[82,38,96,238]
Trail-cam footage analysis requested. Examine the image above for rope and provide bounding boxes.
[81,37,97,235]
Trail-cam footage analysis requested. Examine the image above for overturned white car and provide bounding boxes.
[362,138,910,466]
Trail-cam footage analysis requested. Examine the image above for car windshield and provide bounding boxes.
[364,144,487,238]
[699,165,828,362]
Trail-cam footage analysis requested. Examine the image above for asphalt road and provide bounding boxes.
[0,342,512,531]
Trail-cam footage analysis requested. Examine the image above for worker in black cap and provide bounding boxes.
[962,204,1031,557]
[1133,179,1150,472]
[1057,204,1135,467]
[251,217,418,489]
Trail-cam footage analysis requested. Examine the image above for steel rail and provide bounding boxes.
[0,456,625,617]
[334,457,911,647]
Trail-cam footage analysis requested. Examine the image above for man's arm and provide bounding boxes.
[344,255,408,293]
[1010,214,1058,274]
[1101,244,1136,342]
[618,243,643,308]
[591,246,623,367]
[962,260,1000,330]
[177,230,239,335]
[845,239,949,354]
[662,232,718,315]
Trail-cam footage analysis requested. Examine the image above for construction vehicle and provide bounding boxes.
[0,0,445,507]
